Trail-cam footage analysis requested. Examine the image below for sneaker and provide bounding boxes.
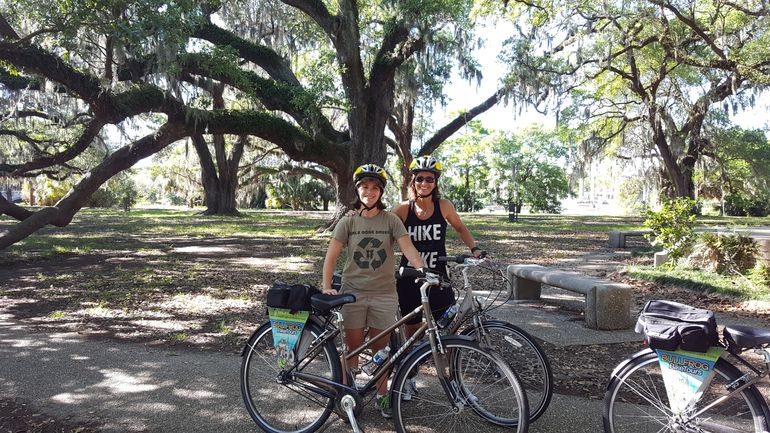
[401,378,418,401]
[376,394,392,418]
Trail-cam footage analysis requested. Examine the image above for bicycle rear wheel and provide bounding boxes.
[461,319,553,422]
[241,321,341,433]
[604,349,770,433]
[391,336,529,433]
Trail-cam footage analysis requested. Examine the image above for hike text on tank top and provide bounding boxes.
[400,199,448,274]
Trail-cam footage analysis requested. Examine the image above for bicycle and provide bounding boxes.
[436,254,554,422]
[603,300,770,433]
[241,269,530,433]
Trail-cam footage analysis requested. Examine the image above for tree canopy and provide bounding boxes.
[500,0,770,200]
[0,0,504,249]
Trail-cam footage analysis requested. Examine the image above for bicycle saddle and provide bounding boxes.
[723,325,770,350]
[310,293,356,315]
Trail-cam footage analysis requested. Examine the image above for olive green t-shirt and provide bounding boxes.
[332,211,408,294]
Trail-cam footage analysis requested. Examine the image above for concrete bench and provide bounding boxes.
[608,230,651,248]
[506,264,633,330]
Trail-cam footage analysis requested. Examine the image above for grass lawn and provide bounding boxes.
[1,208,768,352]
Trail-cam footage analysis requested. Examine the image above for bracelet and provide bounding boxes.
[470,246,480,253]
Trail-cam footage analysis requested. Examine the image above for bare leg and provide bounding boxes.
[404,322,422,340]
[343,328,365,385]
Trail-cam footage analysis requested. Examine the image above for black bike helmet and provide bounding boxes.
[409,156,442,177]
[353,164,388,189]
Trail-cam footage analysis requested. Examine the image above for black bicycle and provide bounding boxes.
[241,269,529,433]
[604,300,770,432]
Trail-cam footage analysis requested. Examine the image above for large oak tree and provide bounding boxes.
[0,0,492,249]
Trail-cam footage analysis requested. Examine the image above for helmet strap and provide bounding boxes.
[359,203,377,216]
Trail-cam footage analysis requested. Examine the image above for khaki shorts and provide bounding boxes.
[340,290,398,330]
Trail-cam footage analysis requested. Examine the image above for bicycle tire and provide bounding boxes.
[241,320,341,433]
[391,336,529,433]
[461,319,553,422]
[604,349,770,433]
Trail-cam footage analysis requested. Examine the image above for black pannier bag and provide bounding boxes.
[635,300,719,353]
[266,283,321,314]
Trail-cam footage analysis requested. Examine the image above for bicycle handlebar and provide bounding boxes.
[397,267,427,279]
[437,254,490,265]
[437,254,472,263]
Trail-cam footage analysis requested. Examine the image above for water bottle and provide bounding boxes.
[362,346,391,376]
[437,304,459,328]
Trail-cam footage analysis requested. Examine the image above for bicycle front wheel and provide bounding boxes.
[391,336,529,433]
[604,349,770,433]
[241,320,341,433]
[462,319,553,422]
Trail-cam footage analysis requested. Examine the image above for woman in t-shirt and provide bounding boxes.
[321,163,425,418]
[393,156,483,338]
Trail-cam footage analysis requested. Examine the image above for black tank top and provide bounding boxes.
[399,199,448,275]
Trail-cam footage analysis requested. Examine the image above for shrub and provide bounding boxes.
[724,193,770,217]
[86,188,118,208]
[753,263,770,288]
[689,233,758,274]
[643,197,697,264]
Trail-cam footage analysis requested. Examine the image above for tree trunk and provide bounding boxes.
[649,107,694,199]
[317,172,356,232]
[193,83,245,216]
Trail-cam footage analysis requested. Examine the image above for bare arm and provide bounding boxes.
[441,199,481,257]
[391,202,409,222]
[321,238,345,294]
[397,234,425,269]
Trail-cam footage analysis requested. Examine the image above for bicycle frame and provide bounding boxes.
[286,271,460,415]
[445,261,484,335]
[685,346,770,422]
[444,258,508,347]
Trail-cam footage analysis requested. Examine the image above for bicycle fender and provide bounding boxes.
[605,348,655,390]
[459,319,531,335]
[241,321,272,357]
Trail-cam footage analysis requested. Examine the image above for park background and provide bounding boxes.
[2,1,770,432]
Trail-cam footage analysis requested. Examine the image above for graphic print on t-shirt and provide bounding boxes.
[353,237,387,270]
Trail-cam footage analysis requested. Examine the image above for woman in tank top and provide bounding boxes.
[392,156,484,339]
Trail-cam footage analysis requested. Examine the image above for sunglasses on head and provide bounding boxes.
[415,176,435,184]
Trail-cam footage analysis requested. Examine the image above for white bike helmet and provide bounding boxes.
[409,156,442,177]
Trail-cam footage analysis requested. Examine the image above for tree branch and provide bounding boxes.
[192,22,301,86]
[0,13,19,40]
[0,121,189,249]
[0,41,101,103]
[418,89,503,155]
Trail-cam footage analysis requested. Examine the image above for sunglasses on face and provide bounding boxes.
[415,176,435,184]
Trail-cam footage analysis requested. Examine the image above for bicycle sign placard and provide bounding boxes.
[656,346,724,413]
[267,307,309,368]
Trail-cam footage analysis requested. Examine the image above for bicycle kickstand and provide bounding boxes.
[340,394,362,433]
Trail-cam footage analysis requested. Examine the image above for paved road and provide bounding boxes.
[1,307,611,433]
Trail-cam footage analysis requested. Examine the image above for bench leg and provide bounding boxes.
[587,285,633,330]
[512,276,541,300]
[608,232,625,248]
